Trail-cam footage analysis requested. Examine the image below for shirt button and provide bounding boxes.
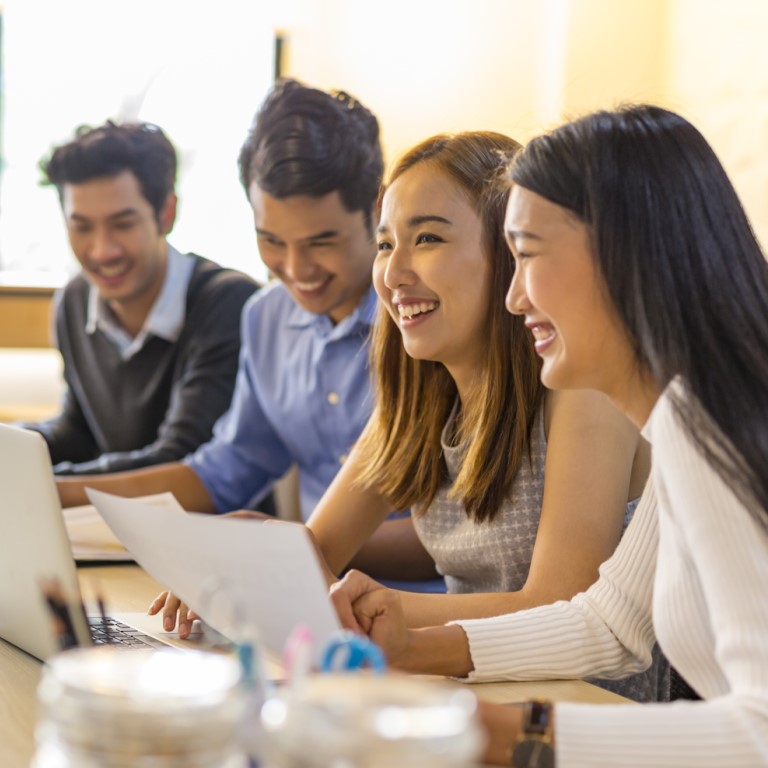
[327,392,340,405]
[339,453,348,465]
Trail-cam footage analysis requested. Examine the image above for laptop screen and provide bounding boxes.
[0,424,88,660]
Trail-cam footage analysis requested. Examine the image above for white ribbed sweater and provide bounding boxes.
[455,386,768,767]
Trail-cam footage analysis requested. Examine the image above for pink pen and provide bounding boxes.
[281,624,314,693]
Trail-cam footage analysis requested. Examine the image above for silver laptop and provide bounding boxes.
[0,423,181,661]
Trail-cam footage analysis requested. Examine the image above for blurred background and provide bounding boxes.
[1,0,766,286]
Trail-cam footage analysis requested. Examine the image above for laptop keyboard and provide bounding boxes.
[87,616,155,648]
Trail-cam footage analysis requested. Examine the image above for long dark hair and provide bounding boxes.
[355,132,542,523]
[508,104,768,531]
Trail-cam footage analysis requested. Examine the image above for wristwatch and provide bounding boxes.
[510,700,555,768]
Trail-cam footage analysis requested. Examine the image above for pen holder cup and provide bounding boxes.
[259,672,484,768]
[31,647,247,768]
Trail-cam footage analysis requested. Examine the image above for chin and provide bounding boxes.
[539,362,569,391]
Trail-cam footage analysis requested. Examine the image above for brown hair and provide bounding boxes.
[355,132,543,523]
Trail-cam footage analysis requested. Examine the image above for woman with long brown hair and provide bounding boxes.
[310,130,664,701]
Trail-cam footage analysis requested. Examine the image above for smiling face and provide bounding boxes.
[63,170,173,317]
[374,162,491,394]
[504,185,639,399]
[248,185,375,324]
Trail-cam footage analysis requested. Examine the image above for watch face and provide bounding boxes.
[512,739,555,768]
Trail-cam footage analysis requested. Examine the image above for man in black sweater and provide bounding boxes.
[22,121,258,474]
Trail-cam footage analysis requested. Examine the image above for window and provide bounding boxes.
[0,1,275,284]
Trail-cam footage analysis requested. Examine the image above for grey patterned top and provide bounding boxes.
[412,402,668,702]
[413,404,549,593]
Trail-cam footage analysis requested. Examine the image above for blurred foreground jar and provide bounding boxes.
[260,673,484,768]
[32,647,247,768]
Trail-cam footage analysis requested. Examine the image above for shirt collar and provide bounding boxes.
[286,283,378,336]
[86,244,195,359]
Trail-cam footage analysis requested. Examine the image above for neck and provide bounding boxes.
[110,249,168,338]
[604,365,662,429]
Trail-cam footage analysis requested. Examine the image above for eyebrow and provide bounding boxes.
[505,229,543,241]
[68,208,141,223]
[256,228,339,242]
[377,214,452,235]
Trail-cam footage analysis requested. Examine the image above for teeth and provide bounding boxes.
[98,264,129,277]
[397,301,438,320]
[530,324,556,341]
[296,279,327,291]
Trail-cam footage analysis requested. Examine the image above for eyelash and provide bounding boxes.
[376,233,443,252]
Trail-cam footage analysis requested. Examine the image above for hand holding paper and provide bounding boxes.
[85,489,341,663]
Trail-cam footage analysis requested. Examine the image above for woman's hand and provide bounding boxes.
[147,590,199,639]
[330,569,410,665]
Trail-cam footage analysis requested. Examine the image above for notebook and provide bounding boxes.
[0,423,195,661]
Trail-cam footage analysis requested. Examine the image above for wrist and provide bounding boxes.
[399,624,473,676]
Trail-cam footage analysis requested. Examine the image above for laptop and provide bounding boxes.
[0,423,192,661]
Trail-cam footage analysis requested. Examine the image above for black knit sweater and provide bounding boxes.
[27,255,258,475]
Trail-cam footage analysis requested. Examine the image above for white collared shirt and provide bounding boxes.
[85,244,195,360]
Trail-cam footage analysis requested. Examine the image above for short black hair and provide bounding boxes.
[41,121,177,221]
[238,79,383,230]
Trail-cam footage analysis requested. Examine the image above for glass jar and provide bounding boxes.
[32,647,247,768]
[259,673,484,768]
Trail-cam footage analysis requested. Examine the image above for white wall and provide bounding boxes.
[665,0,768,247]
[284,0,767,247]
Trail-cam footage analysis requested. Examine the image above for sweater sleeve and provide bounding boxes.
[458,389,768,767]
[21,386,99,466]
[454,477,659,683]
[555,399,768,768]
[17,290,101,465]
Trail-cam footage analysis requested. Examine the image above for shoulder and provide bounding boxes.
[543,388,637,442]
[54,274,89,320]
[643,381,697,465]
[242,280,299,323]
[57,273,89,303]
[185,255,259,307]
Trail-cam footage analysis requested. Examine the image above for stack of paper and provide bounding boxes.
[63,493,185,561]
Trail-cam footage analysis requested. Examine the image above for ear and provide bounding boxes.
[159,192,178,235]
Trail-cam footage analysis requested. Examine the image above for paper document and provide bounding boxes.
[63,493,185,561]
[86,488,341,662]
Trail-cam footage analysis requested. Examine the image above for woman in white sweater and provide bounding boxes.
[331,105,768,766]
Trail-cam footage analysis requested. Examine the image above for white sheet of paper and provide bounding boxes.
[85,488,341,662]
[63,493,185,561]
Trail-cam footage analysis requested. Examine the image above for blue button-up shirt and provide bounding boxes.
[186,281,376,520]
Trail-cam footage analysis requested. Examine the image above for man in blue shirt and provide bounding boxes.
[57,81,437,594]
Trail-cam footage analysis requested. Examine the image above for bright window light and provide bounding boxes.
[0,0,275,284]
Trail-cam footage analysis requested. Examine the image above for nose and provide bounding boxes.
[89,228,121,262]
[505,265,530,315]
[383,243,416,290]
[281,244,308,282]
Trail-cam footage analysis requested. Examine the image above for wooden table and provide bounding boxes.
[0,565,630,767]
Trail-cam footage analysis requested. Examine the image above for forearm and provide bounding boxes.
[400,587,562,629]
[56,462,215,512]
[395,623,474,676]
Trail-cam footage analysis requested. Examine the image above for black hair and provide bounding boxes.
[41,121,177,222]
[508,104,768,532]
[238,79,383,231]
